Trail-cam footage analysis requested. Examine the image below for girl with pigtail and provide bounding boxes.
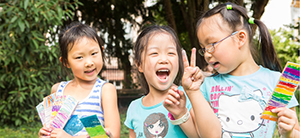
[178,2,299,138]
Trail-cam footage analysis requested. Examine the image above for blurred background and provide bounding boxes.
[0,0,299,137]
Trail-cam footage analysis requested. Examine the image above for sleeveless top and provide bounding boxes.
[56,78,106,136]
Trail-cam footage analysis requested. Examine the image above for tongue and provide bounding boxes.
[157,72,168,80]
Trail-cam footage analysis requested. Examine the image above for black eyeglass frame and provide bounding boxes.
[198,31,238,56]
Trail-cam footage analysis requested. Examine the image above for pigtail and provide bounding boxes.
[253,19,282,72]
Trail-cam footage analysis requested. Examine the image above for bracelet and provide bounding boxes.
[167,109,190,125]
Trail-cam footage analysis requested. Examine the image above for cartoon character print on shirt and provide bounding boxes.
[218,86,266,138]
[144,113,168,138]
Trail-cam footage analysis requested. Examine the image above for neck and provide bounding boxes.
[229,54,260,76]
[142,88,169,107]
[71,77,97,89]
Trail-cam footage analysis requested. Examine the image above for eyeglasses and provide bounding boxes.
[198,31,238,56]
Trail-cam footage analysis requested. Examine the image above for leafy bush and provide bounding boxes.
[270,28,300,67]
[0,0,82,126]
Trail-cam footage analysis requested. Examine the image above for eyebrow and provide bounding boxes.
[199,35,215,47]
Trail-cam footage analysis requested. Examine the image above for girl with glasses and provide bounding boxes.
[188,2,299,138]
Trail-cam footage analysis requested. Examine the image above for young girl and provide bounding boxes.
[124,25,220,138]
[38,22,120,138]
[190,2,299,138]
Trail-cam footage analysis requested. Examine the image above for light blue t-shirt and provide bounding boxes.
[124,88,192,138]
[200,66,299,138]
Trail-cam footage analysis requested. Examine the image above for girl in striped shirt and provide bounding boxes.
[39,22,120,138]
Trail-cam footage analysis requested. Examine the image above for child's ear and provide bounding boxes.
[59,57,70,68]
[101,46,104,51]
[237,30,247,49]
[135,61,143,73]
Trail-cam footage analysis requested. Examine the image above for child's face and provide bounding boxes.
[66,37,103,82]
[197,14,242,74]
[138,33,179,92]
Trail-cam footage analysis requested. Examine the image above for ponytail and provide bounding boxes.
[253,19,282,72]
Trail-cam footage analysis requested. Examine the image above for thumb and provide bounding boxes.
[183,67,197,80]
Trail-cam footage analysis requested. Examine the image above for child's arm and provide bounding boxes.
[181,48,222,137]
[164,86,199,138]
[102,83,121,138]
[272,107,300,138]
[129,129,136,138]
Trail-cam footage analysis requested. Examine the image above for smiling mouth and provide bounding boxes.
[156,69,170,80]
[84,68,96,73]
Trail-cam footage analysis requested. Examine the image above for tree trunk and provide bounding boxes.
[163,0,178,34]
[251,0,269,33]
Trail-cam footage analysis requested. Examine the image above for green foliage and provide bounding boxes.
[0,0,82,126]
[270,28,300,67]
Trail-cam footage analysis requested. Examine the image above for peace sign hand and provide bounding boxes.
[182,48,207,93]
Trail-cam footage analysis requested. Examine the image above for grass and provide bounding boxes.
[0,108,129,138]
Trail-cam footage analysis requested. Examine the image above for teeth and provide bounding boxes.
[157,69,169,72]
[85,69,95,73]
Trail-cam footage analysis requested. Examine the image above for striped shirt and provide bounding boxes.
[56,78,106,136]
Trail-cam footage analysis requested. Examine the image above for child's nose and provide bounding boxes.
[85,59,94,67]
[158,57,168,64]
[204,51,212,59]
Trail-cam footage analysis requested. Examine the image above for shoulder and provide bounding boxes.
[259,66,281,78]
[101,82,117,99]
[127,97,142,110]
[102,82,116,92]
[51,83,60,94]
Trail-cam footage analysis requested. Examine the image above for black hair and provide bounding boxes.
[196,2,282,72]
[134,25,184,94]
[58,22,105,66]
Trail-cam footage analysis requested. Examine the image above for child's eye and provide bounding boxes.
[75,56,82,59]
[150,52,158,55]
[92,52,98,55]
[168,52,176,55]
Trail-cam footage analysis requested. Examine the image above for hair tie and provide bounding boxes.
[248,18,255,24]
[226,5,232,10]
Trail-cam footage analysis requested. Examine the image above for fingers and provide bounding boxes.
[272,108,295,119]
[190,48,196,67]
[182,48,197,68]
[191,67,205,81]
[105,129,113,138]
[165,88,181,105]
[182,49,189,68]
[39,126,51,137]
[272,107,297,131]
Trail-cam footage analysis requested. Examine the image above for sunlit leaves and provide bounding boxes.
[0,0,81,126]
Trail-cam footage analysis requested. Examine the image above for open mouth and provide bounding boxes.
[156,69,170,80]
[212,62,219,68]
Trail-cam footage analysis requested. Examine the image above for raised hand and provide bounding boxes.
[163,85,187,119]
[181,48,206,92]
